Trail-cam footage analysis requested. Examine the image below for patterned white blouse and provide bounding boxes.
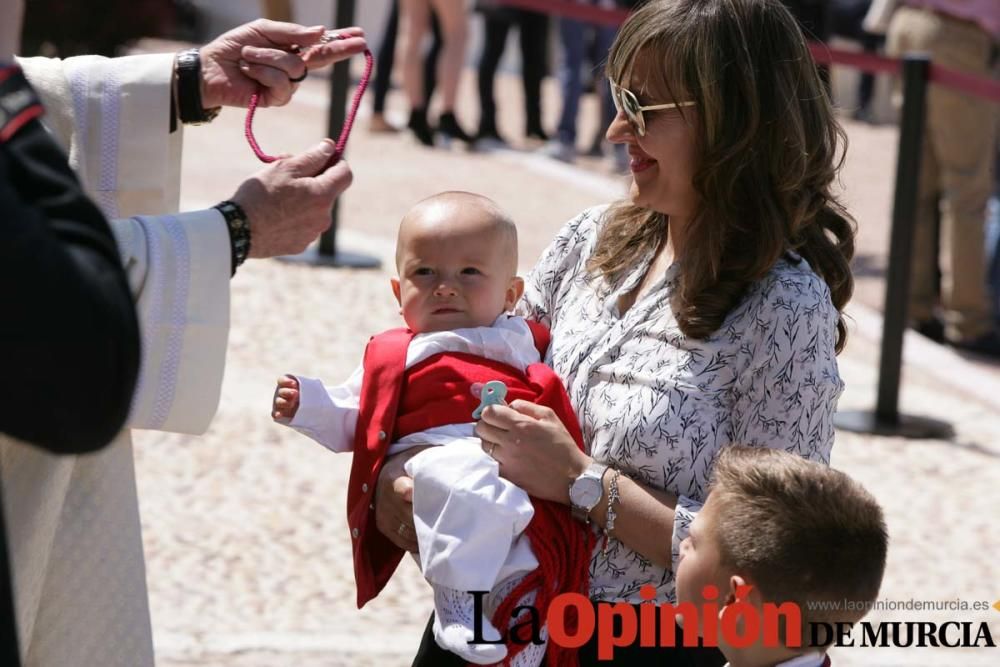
[517,206,844,604]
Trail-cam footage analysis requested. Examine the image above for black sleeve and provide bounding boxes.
[0,71,140,454]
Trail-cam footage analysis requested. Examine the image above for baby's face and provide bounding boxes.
[392,205,521,333]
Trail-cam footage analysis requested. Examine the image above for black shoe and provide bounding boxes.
[408,108,435,147]
[438,112,474,144]
[952,330,1000,359]
[913,317,945,344]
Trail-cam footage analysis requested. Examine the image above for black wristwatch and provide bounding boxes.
[214,200,251,276]
[174,48,221,125]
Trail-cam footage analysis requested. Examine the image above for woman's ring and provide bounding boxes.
[397,523,408,537]
[289,70,308,83]
[488,443,497,458]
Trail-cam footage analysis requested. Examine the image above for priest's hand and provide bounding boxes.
[199,20,367,109]
[230,139,352,259]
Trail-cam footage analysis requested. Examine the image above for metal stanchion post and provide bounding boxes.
[835,54,952,438]
[280,0,380,269]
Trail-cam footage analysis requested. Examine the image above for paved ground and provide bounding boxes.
[130,47,1000,666]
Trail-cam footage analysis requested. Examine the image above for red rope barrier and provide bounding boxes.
[807,42,901,76]
[493,0,1000,106]
[929,63,1000,105]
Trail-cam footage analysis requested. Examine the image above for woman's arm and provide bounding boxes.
[475,400,679,569]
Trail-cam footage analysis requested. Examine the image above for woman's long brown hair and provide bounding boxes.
[593,0,855,352]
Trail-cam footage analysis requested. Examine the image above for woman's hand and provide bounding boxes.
[374,447,429,553]
[475,400,591,504]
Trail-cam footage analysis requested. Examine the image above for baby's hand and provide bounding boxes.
[272,375,301,422]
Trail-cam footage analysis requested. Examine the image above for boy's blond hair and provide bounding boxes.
[710,446,888,648]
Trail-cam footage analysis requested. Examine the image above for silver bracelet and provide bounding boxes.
[602,468,622,555]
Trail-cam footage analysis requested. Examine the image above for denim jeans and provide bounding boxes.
[556,10,617,146]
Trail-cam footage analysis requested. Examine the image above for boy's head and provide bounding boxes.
[392,192,523,333]
[676,446,888,654]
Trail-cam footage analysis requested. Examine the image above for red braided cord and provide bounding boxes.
[244,47,374,168]
[484,499,595,667]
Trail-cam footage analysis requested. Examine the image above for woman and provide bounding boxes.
[376,0,855,663]
[400,0,473,145]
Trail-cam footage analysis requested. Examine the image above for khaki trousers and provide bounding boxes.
[887,6,998,341]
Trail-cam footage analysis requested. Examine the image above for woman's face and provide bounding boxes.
[606,57,700,220]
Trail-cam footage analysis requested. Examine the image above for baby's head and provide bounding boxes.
[392,192,523,333]
[676,446,888,662]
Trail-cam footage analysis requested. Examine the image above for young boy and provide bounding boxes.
[271,192,589,666]
[675,446,889,667]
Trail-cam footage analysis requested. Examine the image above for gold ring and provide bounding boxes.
[489,443,497,458]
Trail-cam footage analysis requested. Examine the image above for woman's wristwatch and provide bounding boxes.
[569,462,609,523]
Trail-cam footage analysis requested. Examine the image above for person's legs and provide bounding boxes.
[518,10,550,140]
[477,11,511,140]
[425,8,442,107]
[430,0,473,142]
[405,442,536,663]
[545,17,586,162]
[400,0,431,108]
[372,0,399,117]
[400,0,436,144]
[428,0,468,112]
[589,24,618,155]
[926,18,997,344]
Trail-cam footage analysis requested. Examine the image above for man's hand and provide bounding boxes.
[272,375,300,422]
[230,139,352,258]
[199,20,367,109]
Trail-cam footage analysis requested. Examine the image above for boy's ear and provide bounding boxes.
[506,276,525,310]
[391,278,402,309]
[724,575,748,606]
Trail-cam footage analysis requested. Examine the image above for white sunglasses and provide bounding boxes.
[610,80,696,136]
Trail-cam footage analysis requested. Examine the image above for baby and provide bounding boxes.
[272,192,589,665]
[675,446,889,667]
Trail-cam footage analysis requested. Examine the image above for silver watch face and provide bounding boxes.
[570,475,603,510]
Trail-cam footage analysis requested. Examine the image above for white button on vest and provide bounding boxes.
[361,483,369,493]
[378,430,387,441]
[351,527,359,538]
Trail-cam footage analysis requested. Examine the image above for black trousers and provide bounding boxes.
[476,9,549,137]
[410,602,727,666]
[372,0,443,114]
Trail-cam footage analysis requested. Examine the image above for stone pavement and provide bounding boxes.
[132,65,1000,666]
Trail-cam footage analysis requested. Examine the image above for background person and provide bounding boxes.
[399,0,474,145]
[675,447,888,667]
[885,0,1000,356]
[377,1,856,664]
[1,8,364,664]
[475,0,550,148]
[0,64,139,455]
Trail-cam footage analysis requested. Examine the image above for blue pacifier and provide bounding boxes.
[472,381,508,420]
